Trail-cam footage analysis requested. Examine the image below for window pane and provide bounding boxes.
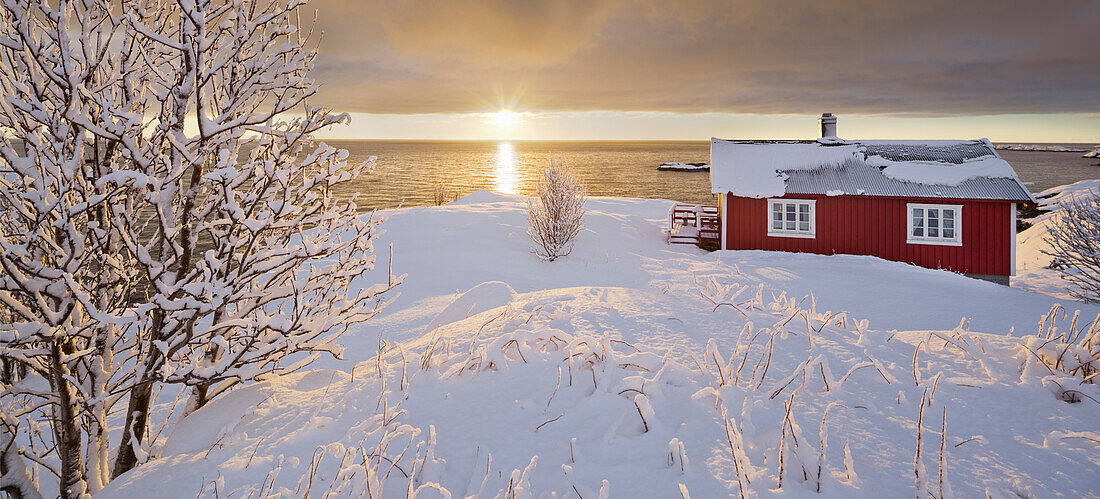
[929,217,938,228]
[913,227,924,237]
[774,211,783,221]
[799,221,809,231]
[943,219,954,229]
[929,228,939,237]
[773,203,782,213]
[799,204,809,214]
[773,220,783,230]
[928,209,938,219]
[913,208,923,218]
[799,212,809,222]
[943,228,954,238]
[787,220,795,230]
[943,210,954,219]
[913,217,923,228]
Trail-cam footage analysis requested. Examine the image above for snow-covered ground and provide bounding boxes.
[100,190,1100,498]
[1015,179,1100,300]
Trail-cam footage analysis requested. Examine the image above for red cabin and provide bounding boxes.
[711,114,1035,284]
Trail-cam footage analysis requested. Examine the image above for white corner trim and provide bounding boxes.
[1010,203,1017,276]
[721,194,728,250]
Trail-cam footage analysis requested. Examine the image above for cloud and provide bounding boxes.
[310,0,1100,116]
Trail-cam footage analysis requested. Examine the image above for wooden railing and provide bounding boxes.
[668,204,720,247]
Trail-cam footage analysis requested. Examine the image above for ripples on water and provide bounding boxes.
[328,140,1100,211]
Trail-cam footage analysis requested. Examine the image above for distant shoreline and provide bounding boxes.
[994,144,1090,153]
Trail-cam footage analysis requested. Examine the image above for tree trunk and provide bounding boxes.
[49,341,87,499]
[112,305,166,479]
[86,138,117,494]
[85,340,110,493]
[111,379,151,479]
[183,308,225,417]
[115,14,201,477]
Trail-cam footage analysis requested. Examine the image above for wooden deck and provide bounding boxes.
[668,204,720,247]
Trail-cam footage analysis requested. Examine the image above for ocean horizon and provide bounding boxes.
[327,140,1100,211]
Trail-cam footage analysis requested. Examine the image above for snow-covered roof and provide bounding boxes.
[710,138,1035,202]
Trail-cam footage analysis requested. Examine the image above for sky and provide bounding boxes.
[308,0,1100,142]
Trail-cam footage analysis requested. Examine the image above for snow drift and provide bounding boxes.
[98,192,1100,498]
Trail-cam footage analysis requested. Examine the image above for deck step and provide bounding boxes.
[668,203,720,246]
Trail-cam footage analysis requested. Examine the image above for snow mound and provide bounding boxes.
[102,283,1100,498]
[869,155,1018,186]
[1035,178,1100,208]
[425,281,518,333]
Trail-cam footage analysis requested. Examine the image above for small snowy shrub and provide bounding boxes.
[527,159,586,261]
[1043,192,1100,301]
[432,182,457,205]
[1022,306,1100,403]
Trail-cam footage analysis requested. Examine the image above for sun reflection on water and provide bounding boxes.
[494,142,519,194]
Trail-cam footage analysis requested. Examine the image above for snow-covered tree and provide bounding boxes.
[527,159,586,261]
[0,1,398,496]
[1044,192,1100,302]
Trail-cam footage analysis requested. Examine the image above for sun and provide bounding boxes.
[486,109,523,128]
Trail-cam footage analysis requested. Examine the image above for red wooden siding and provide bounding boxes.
[723,194,1013,276]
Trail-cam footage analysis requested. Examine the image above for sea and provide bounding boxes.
[328,140,1100,211]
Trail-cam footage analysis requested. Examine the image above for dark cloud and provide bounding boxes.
[311,0,1100,115]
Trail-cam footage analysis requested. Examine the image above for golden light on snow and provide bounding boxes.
[493,142,519,194]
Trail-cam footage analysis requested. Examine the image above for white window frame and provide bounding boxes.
[907,203,962,246]
[767,198,816,238]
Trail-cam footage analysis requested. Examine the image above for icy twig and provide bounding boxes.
[723,415,748,499]
[535,414,564,432]
[938,407,948,499]
[546,365,563,411]
[914,388,929,499]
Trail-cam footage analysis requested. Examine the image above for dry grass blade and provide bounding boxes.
[914,388,929,499]
[535,414,564,432]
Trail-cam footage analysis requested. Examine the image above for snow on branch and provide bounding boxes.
[1043,191,1100,302]
[0,0,397,496]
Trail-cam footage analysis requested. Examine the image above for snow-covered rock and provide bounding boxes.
[658,162,710,171]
